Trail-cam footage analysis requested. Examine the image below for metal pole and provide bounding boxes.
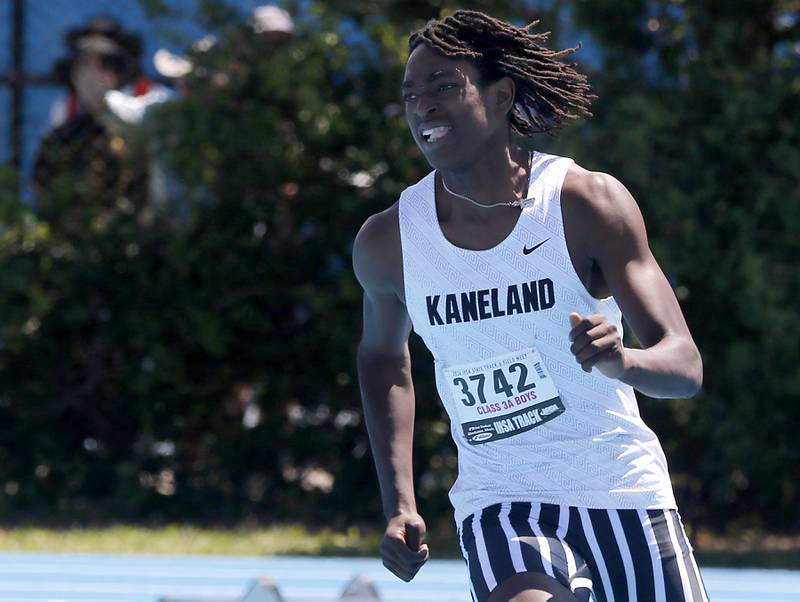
[11,0,25,169]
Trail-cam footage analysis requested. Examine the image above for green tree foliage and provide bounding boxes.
[0,0,797,534]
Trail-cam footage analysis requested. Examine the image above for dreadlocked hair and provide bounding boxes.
[408,10,595,136]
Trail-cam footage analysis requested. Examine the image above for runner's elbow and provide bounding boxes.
[681,341,703,398]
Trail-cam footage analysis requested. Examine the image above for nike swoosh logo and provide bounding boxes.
[523,239,549,255]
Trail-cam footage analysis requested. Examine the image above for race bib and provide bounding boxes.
[443,348,565,445]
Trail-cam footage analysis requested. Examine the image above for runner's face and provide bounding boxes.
[402,44,509,170]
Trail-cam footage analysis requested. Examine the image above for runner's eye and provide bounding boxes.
[402,93,418,102]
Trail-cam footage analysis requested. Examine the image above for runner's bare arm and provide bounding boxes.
[353,205,429,581]
[563,168,703,398]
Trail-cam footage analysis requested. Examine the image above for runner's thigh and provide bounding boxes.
[488,571,577,602]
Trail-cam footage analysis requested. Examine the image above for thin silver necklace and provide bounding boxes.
[439,153,535,209]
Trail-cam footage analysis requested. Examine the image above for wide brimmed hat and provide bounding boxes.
[65,15,142,60]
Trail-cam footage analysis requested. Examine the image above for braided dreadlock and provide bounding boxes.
[409,10,595,136]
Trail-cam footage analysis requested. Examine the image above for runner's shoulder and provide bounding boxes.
[353,201,403,292]
[561,163,645,240]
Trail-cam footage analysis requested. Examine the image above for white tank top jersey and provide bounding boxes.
[397,152,677,524]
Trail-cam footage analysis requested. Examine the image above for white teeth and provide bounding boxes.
[421,126,451,142]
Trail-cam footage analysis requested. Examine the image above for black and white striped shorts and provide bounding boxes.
[458,502,709,602]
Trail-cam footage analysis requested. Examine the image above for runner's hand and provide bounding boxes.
[568,312,628,379]
[381,512,430,582]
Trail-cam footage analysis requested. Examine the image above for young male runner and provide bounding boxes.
[354,10,707,602]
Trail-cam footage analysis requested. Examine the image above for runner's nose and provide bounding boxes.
[413,91,438,119]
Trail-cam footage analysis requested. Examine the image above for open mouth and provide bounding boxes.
[420,125,452,143]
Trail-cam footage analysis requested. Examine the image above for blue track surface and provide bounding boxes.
[0,552,798,601]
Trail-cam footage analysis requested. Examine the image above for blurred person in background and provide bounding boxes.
[32,16,171,210]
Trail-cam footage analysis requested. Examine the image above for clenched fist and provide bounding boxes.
[381,512,430,582]
[568,312,629,379]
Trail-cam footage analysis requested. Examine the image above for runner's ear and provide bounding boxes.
[490,76,516,116]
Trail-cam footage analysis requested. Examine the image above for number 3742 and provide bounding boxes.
[452,362,536,407]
